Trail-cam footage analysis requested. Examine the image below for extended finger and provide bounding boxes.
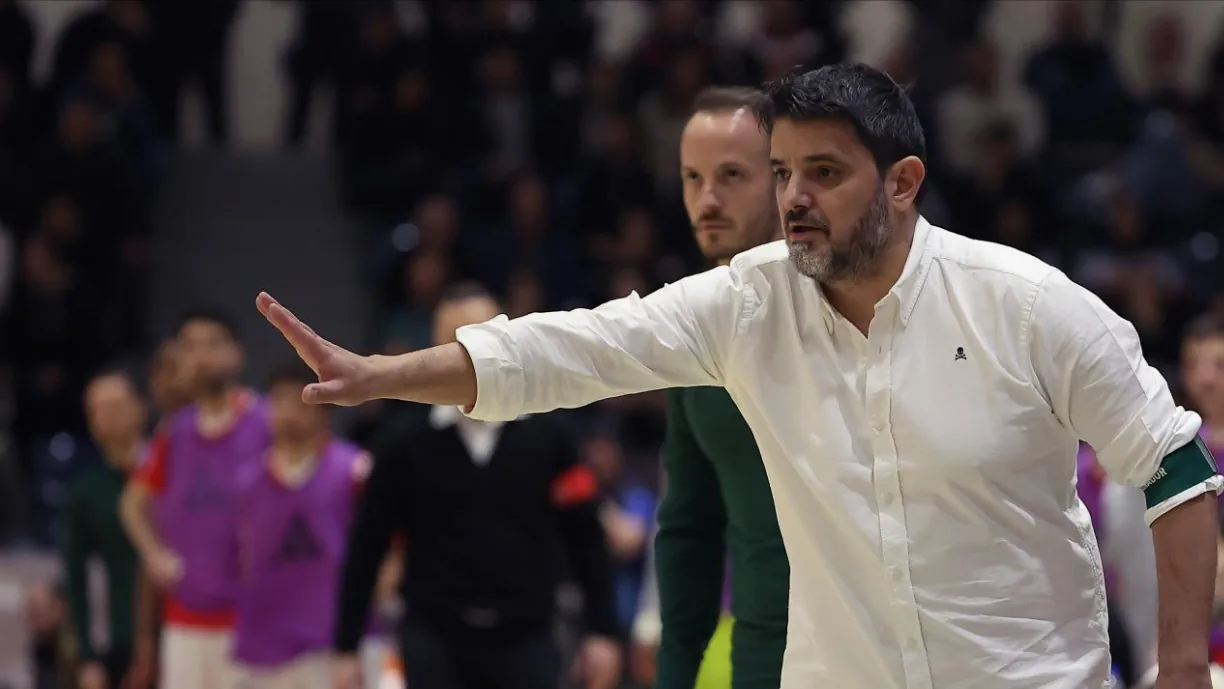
[259,294,331,368]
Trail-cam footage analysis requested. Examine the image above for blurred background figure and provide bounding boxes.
[120,311,266,689]
[332,283,622,689]
[60,369,147,689]
[231,363,368,689]
[0,1,1219,688]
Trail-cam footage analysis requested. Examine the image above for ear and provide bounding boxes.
[886,156,926,212]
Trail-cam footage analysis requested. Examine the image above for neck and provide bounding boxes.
[822,215,918,333]
[1200,407,1224,433]
[275,434,326,459]
[101,438,140,470]
[198,388,234,414]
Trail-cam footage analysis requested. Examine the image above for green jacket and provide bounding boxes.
[654,387,789,689]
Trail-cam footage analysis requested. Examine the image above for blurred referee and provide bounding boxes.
[331,283,623,689]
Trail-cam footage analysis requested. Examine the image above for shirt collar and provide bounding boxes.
[429,405,511,429]
[815,215,936,335]
[429,405,466,429]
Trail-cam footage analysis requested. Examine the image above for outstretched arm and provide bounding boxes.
[257,265,751,418]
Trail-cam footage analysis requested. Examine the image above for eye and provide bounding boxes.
[816,166,837,179]
[772,168,789,183]
[682,170,700,183]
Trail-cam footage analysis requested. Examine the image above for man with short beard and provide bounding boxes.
[121,311,270,689]
[631,86,788,689]
[258,63,1220,689]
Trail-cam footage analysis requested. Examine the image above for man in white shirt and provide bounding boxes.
[258,63,1220,689]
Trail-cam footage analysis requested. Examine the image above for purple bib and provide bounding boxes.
[232,440,362,667]
[156,399,270,613]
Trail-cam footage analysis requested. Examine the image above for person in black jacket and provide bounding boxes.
[331,281,623,689]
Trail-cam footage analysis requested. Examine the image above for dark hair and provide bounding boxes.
[265,360,318,391]
[88,364,138,389]
[1184,312,1224,343]
[177,308,240,341]
[762,63,927,169]
[438,281,500,308]
[691,86,771,121]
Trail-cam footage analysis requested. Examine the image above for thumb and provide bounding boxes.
[303,379,348,405]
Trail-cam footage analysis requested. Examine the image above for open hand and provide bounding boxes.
[79,661,108,689]
[256,292,380,406]
[143,547,183,589]
[571,635,623,689]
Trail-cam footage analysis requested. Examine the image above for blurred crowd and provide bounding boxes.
[0,0,1223,688]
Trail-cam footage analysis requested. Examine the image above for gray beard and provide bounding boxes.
[788,191,892,284]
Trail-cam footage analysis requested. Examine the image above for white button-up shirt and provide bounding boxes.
[455,217,1218,689]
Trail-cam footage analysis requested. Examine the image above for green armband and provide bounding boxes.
[1142,436,1219,509]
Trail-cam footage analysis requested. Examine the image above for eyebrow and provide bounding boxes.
[769,153,848,167]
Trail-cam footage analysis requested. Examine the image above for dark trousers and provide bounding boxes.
[102,646,133,686]
[399,617,560,689]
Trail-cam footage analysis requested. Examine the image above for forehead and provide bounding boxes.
[436,297,499,325]
[87,375,134,401]
[1186,335,1224,357]
[180,320,231,341]
[681,110,768,165]
[769,117,872,165]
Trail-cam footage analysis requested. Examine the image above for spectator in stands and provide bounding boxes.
[0,64,36,222]
[9,233,108,475]
[382,250,450,355]
[336,3,420,150]
[75,41,163,187]
[748,0,838,81]
[33,96,143,260]
[472,173,584,305]
[61,369,146,689]
[575,112,656,245]
[49,0,159,114]
[1074,193,1200,365]
[638,41,711,198]
[505,267,545,319]
[1023,1,1134,149]
[1182,314,1224,456]
[342,65,453,216]
[935,37,1044,178]
[472,46,541,184]
[1135,12,1189,114]
[282,1,358,146]
[333,283,622,689]
[0,0,33,95]
[947,120,1049,241]
[143,0,239,145]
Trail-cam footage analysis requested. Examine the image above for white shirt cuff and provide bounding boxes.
[454,319,525,422]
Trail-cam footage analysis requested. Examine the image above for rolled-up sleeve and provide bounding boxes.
[1028,272,1219,522]
[456,265,751,421]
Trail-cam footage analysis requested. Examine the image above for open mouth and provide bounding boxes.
[786,224,825,240]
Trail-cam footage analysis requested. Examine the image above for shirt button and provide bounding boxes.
[873,419,885,431]
[881,492,895,506]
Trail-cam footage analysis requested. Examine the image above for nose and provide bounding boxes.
[778,175,811,215]
[698,182,722,213]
